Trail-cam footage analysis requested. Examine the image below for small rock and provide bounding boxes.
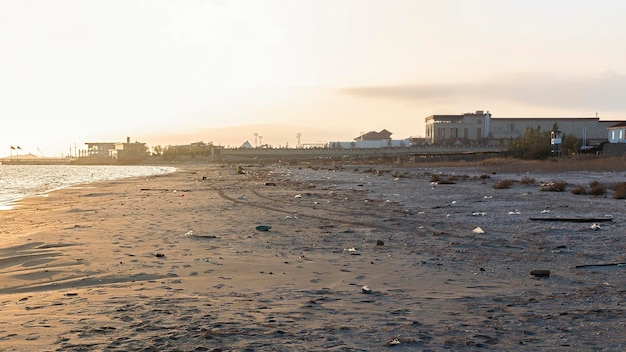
[376,240,384,246]
[155,253,165,258]
[361,286,372,294]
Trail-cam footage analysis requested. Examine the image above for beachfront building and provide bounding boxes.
[330,129,409,148]
[426,110,621,146]
[81,137,147,164]
[84,142,116,157]
[490,117,616,146]
[425,111,491,145]
[608,122,626,143]
[109,137,148,163]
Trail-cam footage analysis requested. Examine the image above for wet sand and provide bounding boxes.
[0,163,624,351]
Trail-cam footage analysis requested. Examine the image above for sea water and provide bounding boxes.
[0,164,176,209]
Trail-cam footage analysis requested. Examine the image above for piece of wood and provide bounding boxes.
[529,217,613,223]
[575,263,626,269]
[530,269,551,277]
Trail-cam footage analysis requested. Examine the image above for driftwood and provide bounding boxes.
[575,263,626,269]
[530,269,551,277]
[529,217,613,223]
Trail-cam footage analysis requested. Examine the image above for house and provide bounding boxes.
[330,129,409,149]
[355,129,392,141]
[608,122,626,143]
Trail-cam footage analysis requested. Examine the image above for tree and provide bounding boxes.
[507,125,552,159]
[152,145,163,156]
[561,134,580,156]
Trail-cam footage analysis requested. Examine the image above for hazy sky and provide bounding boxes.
[2,0,626,156]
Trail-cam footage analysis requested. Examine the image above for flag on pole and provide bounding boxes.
[17,146,21,150]
[10,146,15,150]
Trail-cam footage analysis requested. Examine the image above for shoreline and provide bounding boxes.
[0,163,624,351]
[0,164,177,210]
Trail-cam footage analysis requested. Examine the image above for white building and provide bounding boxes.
[425,110,621,145]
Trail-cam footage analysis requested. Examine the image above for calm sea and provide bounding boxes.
[0,165,176,209]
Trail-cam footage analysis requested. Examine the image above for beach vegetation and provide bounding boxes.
[429,174,442,182]
[570,185,587,195]
[612,182,626,199]
[493,179,515,189]
[506,125,553,159]
[588,181,607,196]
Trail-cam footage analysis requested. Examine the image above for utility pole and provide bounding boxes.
[296,133,301,148]
[254,133,258,148]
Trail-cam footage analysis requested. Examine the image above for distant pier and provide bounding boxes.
[0,157,75,165]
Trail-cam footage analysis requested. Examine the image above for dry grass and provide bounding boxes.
[437,178,457,185]
[571,185,587,195]
[391,171,411,179]
[588,181,607,196]
[612,182,626,199]
[493,179,516,189]
[476,156,626,173]
[429,174,442,183]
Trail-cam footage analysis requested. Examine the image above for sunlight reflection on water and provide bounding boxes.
[0,165,175,208]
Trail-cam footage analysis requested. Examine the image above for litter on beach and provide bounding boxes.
[472,227,485,234]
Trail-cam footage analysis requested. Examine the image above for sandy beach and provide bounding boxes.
[0,162,624,351]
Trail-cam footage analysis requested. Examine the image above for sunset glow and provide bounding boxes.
[1,0,625,156]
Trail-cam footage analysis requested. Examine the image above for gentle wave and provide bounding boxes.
[0,165,176,207]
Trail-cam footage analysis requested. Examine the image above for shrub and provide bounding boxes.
[520,176,536,185]
[438,178,457,185]
[588,182,606,196]
[392,171,410,179]
[493,179,515,189]
[612,182,626,199]
[570,185,587,195]
[479,174,491,179]
[430,174,442,182]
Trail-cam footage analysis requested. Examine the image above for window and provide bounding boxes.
[464,128,468,139]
